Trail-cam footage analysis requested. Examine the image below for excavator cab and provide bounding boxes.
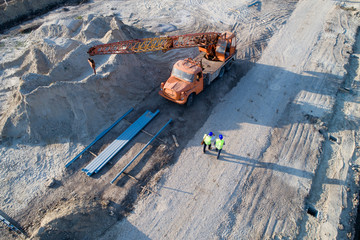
[215,32,236,62]
[198,31,236,62]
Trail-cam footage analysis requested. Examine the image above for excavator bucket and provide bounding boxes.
[87,58,96,75]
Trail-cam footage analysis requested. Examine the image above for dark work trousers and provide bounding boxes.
[203,143,211,153]
[215,148,222,159]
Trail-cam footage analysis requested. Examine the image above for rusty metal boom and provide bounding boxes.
[87,32,220,56]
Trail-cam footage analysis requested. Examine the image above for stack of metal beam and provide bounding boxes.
[82,110,159,176]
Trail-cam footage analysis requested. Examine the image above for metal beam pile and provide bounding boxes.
[111,119,172,184]
[82,110,159,176]
[65,108,134,168]
[0,213,25,237]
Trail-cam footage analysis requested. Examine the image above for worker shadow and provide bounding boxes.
[159,186,193,195]
[217,150,345,186]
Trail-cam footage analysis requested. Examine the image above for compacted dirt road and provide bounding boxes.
[99,1,360,239]
[0,0,359,239]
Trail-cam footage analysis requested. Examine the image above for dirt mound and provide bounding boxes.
[0,15,159,143]
[0,0,86,33]
[31,199,117,240]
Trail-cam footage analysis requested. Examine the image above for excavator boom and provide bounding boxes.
[87,32,220,56]
[86,30,237,106]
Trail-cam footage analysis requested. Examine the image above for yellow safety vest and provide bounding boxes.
[215,139,224,149]
[203,134,212,145]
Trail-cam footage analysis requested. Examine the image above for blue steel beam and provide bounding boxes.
[65,108,134,168]
[110,119,172,184]
[0,213,25,236]
[82,110,160,176]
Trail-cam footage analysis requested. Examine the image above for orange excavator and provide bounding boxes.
[88,31,236,106]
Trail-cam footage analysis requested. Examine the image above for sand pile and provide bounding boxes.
[0,0,86,32]
[0,15,158,143]
[31,198,118,240]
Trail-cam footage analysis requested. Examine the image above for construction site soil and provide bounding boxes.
[0,0,88,33]
[0,0,360,239]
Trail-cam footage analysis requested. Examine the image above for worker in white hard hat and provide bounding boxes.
[202,131,215,153]
[215,134,225,159]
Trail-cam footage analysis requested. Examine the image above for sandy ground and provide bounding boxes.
[0,0,360,239]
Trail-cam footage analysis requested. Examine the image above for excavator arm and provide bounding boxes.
[87,32,221,74]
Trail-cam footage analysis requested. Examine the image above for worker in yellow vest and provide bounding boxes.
[215,134,225,159]
[202,132,215,153]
